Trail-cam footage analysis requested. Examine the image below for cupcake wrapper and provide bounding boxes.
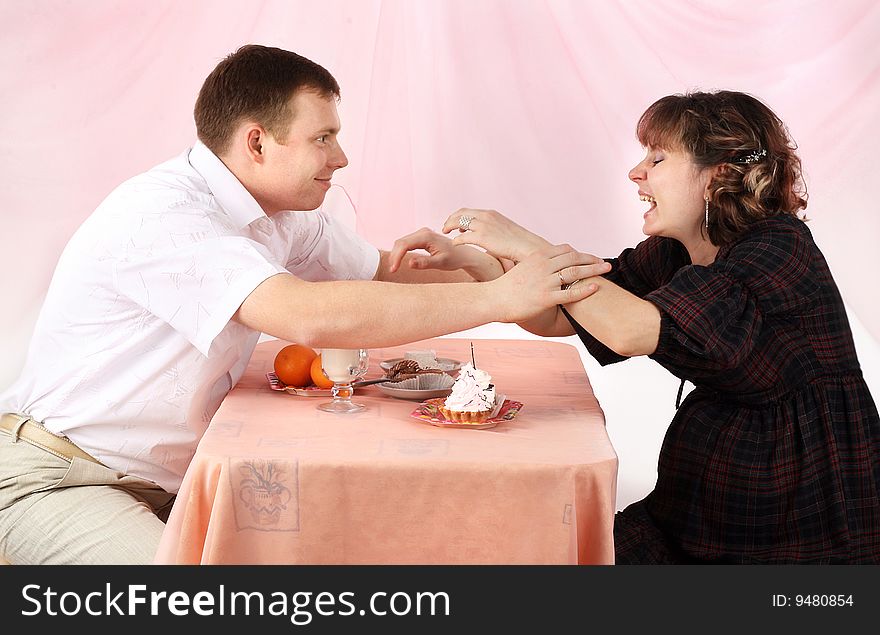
[439,393,507,422]
[384,374,455,391]
[437,406,493,423]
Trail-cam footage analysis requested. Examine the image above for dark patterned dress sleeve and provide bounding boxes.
[562,237,689,365]
[646,222,820,375]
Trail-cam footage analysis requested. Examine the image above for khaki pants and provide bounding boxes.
[0,418,175,564]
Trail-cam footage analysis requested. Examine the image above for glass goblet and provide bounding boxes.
[317,348,369,414]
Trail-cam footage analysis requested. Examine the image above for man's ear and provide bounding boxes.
[245,126,265,162]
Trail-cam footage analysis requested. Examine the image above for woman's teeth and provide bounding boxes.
[639,195,656,204]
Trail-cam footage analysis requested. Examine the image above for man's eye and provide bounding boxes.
[317,135,327,143]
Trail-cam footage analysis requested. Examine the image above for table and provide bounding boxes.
[154,338,617,564]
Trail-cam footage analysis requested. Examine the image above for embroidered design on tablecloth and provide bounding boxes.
[231,458,300,532]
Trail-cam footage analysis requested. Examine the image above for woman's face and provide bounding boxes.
[628,146,712,243]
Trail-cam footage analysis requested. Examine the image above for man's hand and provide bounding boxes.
[386,227,504,281]
[442,208,552,263]
[490,244,611,323]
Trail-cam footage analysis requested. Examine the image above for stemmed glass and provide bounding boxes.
[317,349,369,414]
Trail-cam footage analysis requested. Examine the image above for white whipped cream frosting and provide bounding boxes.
[444,363,495,412]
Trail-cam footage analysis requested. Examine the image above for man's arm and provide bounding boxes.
[233,245,608,350]
[235,273,498,348]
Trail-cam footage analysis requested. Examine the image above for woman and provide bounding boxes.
[392,90,880,563]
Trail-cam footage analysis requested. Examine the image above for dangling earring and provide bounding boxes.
[704,196,709,230]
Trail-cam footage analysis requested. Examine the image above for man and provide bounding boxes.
[0,45,603,564]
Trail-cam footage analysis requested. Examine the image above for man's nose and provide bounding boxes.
[332,143,349,169]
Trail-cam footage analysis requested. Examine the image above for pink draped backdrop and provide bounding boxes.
[2,0,878,395]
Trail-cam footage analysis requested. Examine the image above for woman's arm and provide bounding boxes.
[442,208,553,263]
[515,306,577,337]
[562,277,661,356]
[382,210,658,346]
[512,274,663,346]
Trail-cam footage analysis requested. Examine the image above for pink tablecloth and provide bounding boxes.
[155,338,617,564]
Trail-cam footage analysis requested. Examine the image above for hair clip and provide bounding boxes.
[735,148,767,164]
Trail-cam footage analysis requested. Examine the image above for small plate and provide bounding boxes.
[380,357,462,374]
[287,386,334,397]
[375,374,454,401]
[410,396,522,430]
[266,372,335,397]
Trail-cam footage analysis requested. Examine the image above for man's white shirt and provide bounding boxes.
[0,142,379,493]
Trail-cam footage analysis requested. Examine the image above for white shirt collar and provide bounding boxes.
[188,140,267,230]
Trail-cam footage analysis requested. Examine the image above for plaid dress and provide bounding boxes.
[564,214,880,563]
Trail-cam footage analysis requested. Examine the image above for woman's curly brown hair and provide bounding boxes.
[636,90,808,247]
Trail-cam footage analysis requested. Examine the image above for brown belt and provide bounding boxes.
[0,413,102,465]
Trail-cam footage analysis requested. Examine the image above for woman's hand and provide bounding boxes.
[491,244,611,322]
[387,227,504,281]
[442,208,552,263]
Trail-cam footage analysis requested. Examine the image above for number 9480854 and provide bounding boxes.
[795,595,853,607]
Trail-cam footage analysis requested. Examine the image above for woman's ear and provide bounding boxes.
[703,164,724,199]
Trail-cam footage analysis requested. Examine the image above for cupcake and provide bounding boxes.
[439,363,496,423]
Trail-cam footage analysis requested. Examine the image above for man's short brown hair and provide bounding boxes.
[194,44,340,156]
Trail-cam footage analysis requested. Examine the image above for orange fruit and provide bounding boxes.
[273,344,317,387]
[310,354,335,389]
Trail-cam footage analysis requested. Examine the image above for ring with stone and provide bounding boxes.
[458,215,474,231]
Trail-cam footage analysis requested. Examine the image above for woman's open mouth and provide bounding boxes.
[639,194,657,217]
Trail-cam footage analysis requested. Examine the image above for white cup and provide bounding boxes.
[320,349,367,383]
